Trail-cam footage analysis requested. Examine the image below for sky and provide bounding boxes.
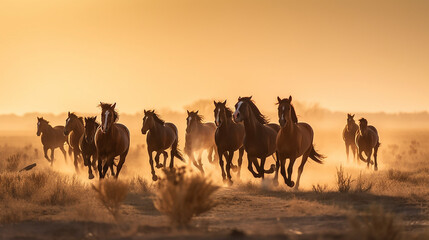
[0,0,428,115]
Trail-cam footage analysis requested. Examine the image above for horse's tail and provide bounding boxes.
[174,148,185,162]
[309,145,324,164]
[172,126,185,162]
[68,144,73,157]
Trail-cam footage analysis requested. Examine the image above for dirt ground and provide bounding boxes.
[1,129,429,239]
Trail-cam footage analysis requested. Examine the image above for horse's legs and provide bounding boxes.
[59,145,67,164]
[365,149,373,169]
[154,152,163,168]
[237,147,244,178]
[109,159,115,176]
[351,144,358,164]
[226,150,234,184]
[247,155,260,178]
[280,157,287,185]
[73,150,79,173]
[97,155,104,178]
[208,146,214,164]
[273,152,280,186]
[197,151,204,173]
[50,148,55,166]
[102,156,114,177]
[259,157,267,179]
[162,151,168,168]
[87,155,94,179]
[295,151,310,190]
[43,146,51,163]
[218,149,226,181]
[373,145,379,171]
[115,149,128,178]
[148,150,158,181]
[286,158,296,187]
[345,143,350,162]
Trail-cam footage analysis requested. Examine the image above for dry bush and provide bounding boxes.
[388,169,413,182]
[354,172,373,193]
[5,154,21,172]
[337,165,353,193]
[129,176,151,194]
[312,184,328,193]
[153,167,219,228]
[349,205,402,240]
[92,179,129,221]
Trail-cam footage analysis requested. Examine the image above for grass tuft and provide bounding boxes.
[92,179,129,221]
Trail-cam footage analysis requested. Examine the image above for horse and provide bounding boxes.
[184,110,218,174]
[36,117,68,166]
[342,114,359,162]
[141,110,184,181]
[64,112,84,172]
[95,102,130,178]
[355,118,380,170]
[79,116,99,179]
[233,96,279,179]
[214,100,245,184]
[275,96,325,189]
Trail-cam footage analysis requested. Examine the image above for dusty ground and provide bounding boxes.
[1,129,429,239]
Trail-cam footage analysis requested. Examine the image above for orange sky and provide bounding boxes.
[0,0,428,115]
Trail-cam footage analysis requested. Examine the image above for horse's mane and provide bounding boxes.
[359,118,368,125]
[69,112,84,125]
[239,97,269,124]
[149,111,165,125]
[224,106,233,119]
[189,111,204,123]
[38,117,50,125]
[85,116,99,127]
[99,102,119,122]
[277,99,298,124]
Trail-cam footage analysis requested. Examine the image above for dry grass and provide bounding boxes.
[354,172,373,193]
[349,205,403,240]
[312,183,328,193]
[153,167,219,228]
[92,179,129,221]
[129,176,151,194]
[336,165,353,193]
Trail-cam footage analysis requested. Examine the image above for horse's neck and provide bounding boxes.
[42,125,55,137]
[243,113,262,137]
[282,110,295,134]
[72,121,84,135]
[151,122,164,134]
[347,123,357,132]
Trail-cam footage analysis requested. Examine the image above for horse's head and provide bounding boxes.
[186,110,202,133]
[213,100,228,127]
[347,114,355,129]
[64,112,81,135]
[233,96,252,123]
[84,116,98,143]
[276,96,293,127]
[358,118,368,134]
[141,110,155,134]
[36,117,48,136]
[99,102,117,133]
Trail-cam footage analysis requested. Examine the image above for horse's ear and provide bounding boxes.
[196,110,199,114]
[352,114,355,118]
[213,101,217,107]
[249,95,252,99]
[68,111,70,117]
[144,110,146,114]
[112,103,116,109]
[37,117,40,120]
[187,110,190,114]
[223,100,227,105]
[289,95,292,102]
[238,96,241,101]
[277,96,281,102]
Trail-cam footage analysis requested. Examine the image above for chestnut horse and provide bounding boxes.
[64,112,84,172]
[214,100,245,184]
[184,110,217,174]
[342,114,359,162]
[36,117,68,166]
[79,116,99,179]
[95,103,130,178]
[275,96,324,189]
[233,96,279,179]
[141,110,184,181]
[356,118,380,170]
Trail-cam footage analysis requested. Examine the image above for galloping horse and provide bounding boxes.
[275,96,324,189]
[214,100,245,184]
[64,112,84,172]
[184,110,217,174]
[95,102,130,178]
[356,118,380,170]
[141,110,184,181]
[36,117,68,166]
[342,114,359,162]
[79,117,99,179]
[233,96,279,179]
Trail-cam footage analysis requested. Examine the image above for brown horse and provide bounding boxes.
[233,96,279,179]
[356,118,380,170]
[275,96,324,189]
[64,112,84,172]
[342,114,359,162]
[184,110,218,174]
[214,100,245,184]
[36,117,68,166]
[79,117,99,179]
[95,102,130,178]
[141,110,184,181]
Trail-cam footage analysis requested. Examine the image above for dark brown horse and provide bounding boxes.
[275,96,324,189]
[95,102,130,178]
[213,100,245,184]
[36,117,68,166]
[356,118,380,170]
[233,96,279,179]
[184,110,218,174]
[141,110,184,181]
[64,112,84,172]
[342,114,359,162]
[79,116,99,179]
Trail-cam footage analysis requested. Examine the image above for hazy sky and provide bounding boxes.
[1,0,428,115]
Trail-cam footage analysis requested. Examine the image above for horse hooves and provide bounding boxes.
[156,163,163,169]
[286,180,295,187]
[152,175,158,181]
[272,180,279,187]
[226,179,233,186]
[231,165,238,172]
[374,166,378,171]
[88,173,94,180]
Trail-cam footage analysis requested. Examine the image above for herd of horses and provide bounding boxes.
[36,96,381,189]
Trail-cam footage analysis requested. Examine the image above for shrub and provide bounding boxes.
[92,179,129,221]
[337,165,353,193]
